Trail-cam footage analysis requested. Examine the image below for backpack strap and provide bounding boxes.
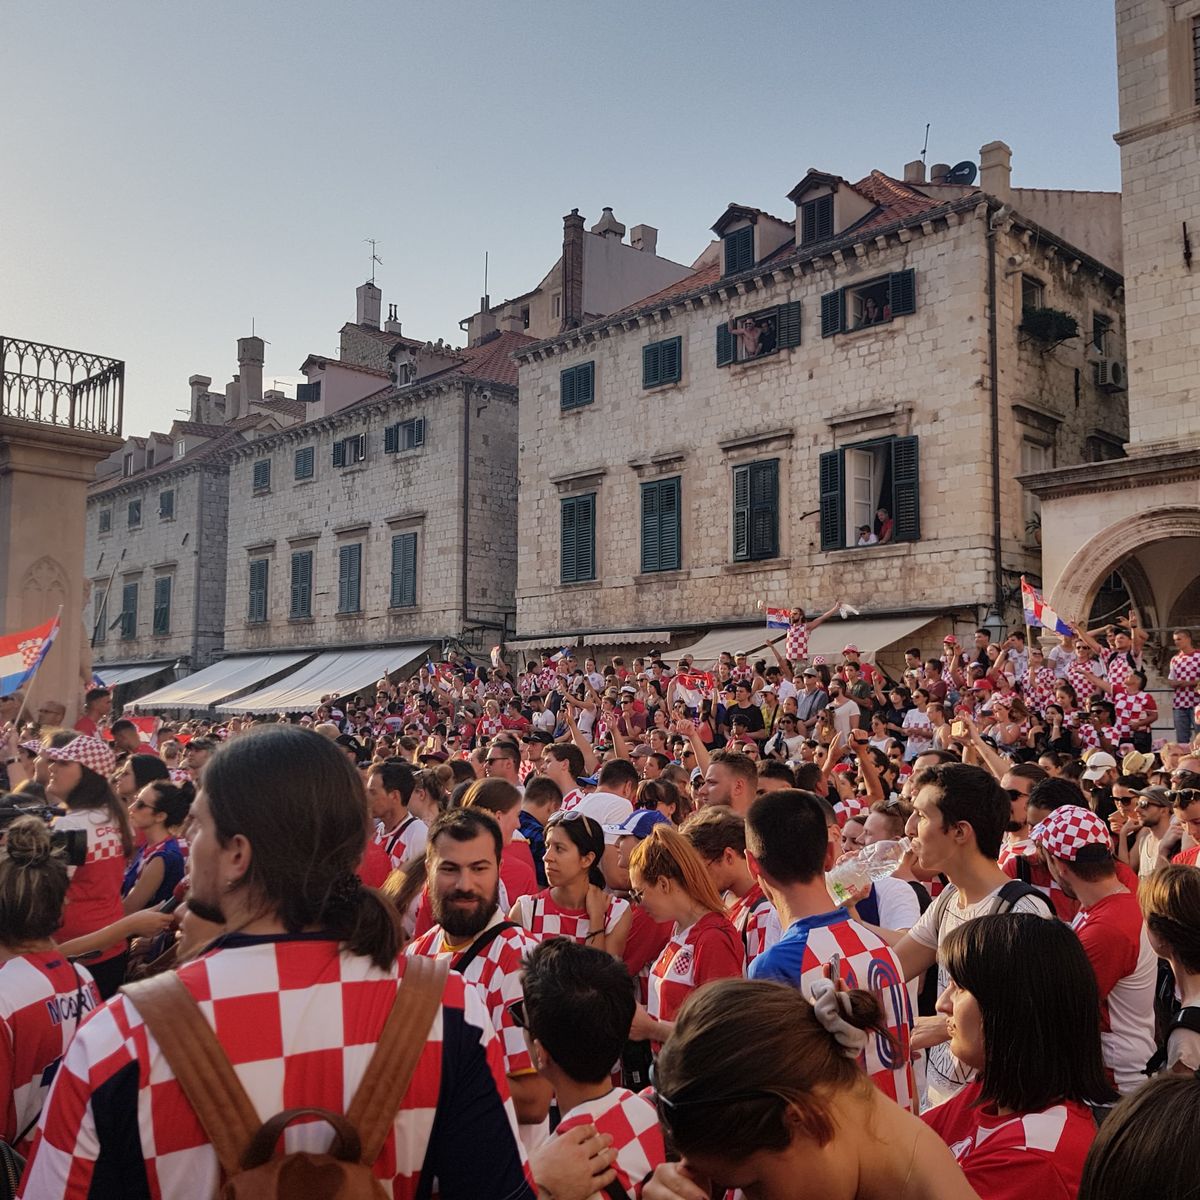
[348,954,451,1166]
[452,921,518,976]
[994,879,1053,915]
[122,972,261,1178]
[1014,854,1032,884]
[930,882,957,940]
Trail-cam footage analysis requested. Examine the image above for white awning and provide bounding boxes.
[217,644,431,714]
[505,636,580,653]
[133,653,312,710]
[93,662,174,689]
[581,630,672,648]
[661,625,770,666]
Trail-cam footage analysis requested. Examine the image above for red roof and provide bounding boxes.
[616,260,723,314]
[447,330,537,388]
[339,322,426,351]
[848,171,946,234]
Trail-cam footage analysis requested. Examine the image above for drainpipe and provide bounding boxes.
[985,212,1004,617]
[191,467,207,668]
[461,388,471,641]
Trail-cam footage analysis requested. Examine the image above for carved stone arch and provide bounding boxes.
[21,555,70,626]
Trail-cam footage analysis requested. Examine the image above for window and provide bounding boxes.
[732,459,779,562]
[1092,312,1112,355]
[384,417,426,453]
[294,446,315,480]
[152,576,172,635]
[146,447,155,469]
[333,434,367,467]
[1020,440,1053,532]
[723,226,754,276]
[175,440,186,459]
[390,532,417,607]
[819,436,920,550]
[123,452,134,477]
[520,305,531,329]
[337,543,362,613]
[248,559,268,623]
[551,292,562,320]
[252,459,271,493]
[641,477,681,573]
[560,362,595,411]
[820,270,916,336]
[93,586,107,645]
[560,494,596,583]
[127,499,142,529]
[99,508,112,534]
[289,551,313,618]
[717,302,801,366]
[642,337,682,389]
[120,582,138,641]
[295,381,321,404]
[158,490,174,520]
[800,195,834,245]
[1021,274,1044,314]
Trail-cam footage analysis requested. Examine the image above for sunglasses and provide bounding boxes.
[130,799,158,813]
[506,998,527,1029]
[1003,788,1027,800]
[1137,799,1167,810]
[1169,789,1200,802]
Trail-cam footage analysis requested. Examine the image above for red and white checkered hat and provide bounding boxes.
[1031,804,1112,862]
[43,735,116,778]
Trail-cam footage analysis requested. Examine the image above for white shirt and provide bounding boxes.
[830,699,861,737]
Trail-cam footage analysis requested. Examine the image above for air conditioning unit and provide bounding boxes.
[1094,358,1127,392]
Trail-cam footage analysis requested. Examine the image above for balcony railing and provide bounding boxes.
[1,335,124,435]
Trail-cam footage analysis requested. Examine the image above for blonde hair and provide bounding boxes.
[1140,865,1200,974]
[628,824,726,914]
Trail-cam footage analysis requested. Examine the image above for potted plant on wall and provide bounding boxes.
[1019,306,1079,353]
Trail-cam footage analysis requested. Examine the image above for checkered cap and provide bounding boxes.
[1032,804,1111,862]
[19,739,43,755]
[43,735,116,778]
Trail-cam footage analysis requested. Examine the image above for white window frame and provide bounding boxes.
[844,445,886,545]
[1020,439,1053,531]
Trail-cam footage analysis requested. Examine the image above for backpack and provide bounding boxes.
[122,954,450,1199]
[1145,1004,1200,1076]
[929,877,1053,939]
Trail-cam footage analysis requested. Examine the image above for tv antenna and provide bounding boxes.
[484,250,489,298]
[920,123,931,166]
[365,238,383,284]
[250,317,271,344]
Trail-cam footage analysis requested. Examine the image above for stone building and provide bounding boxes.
[513,143,1127,666]
[1028,0,1200,652]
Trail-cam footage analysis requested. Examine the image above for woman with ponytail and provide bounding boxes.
[122,778,194,912]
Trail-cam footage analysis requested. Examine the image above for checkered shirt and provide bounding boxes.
[1113,686,1155,735]
[1021,665,1059,715]
[480,681,513,700]
[1169,650,1200,709]
[537,666,560,693]
[647,912,745,1029]
[1103,650,1142,693]
[785,619,809,663]
[375,815,428,872]
[730,665,753,685]
[555,1088,665,1198]
[406,915,539,1079]
[558,788,584,814]
[0,952,100,1152]
[478,715,504,740]
[52,809,127,963]
[18,935,532,1200]
[1067,658,1106,704]
[726,884,782,967]
[1079,721,1120,751]
[516,890,630,944]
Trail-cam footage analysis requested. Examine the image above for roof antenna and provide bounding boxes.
[483,250,489,298]
[365,238,383,285]
[921,123,931,166]
[250,318,271,345]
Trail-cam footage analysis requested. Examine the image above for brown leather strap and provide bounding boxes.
[122,973,261,1178]
[241,1107,361,1170]
[347,955,450,1165]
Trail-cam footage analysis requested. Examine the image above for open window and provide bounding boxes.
[717,302,800,366]
[820,270,916,336]
[819,436,920,550]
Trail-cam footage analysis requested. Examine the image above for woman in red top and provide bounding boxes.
[923,913,1116,1200]
[627,825,744,1048]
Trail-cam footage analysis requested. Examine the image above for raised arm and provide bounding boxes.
[849,729,885,806]
[806,601,842,634]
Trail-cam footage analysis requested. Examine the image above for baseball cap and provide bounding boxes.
[802,668,819,678]
[943,635,959,645]
[842,644,860,655]
[1082,751,1118,781]
[761,684,776,694]
[43,735,116,778]
[576,775,598,787]
[605,809,672,841]
[630,745,653,758]
[1032,805,1112,863]
[1134,785,1173,808]
[689,766,704,784]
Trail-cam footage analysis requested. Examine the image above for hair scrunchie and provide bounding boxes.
[324,871,364,913]
[807,977,868,1059]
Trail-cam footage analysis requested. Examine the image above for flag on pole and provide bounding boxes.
[550,647,572,663]
[0,615,61,695]
[1020,577,1073,637]
[90,673,107,689]
[104,714,160,748]
[763,607,790,630]
[674,671,714,710]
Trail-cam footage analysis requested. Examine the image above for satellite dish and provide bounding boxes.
[946,160,978,185]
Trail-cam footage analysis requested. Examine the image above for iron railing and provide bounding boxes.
[0,335,124,435]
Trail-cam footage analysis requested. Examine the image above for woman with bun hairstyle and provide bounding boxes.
[0,817,101,1154]
[44,736,134,998]
[643,977,976,1200]
[122,778,194,913]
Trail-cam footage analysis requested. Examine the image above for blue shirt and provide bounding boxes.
[748,907,850,984]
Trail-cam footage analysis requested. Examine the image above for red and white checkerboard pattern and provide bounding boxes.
[376,815,428,873]
[1021,665,1059,715]
[45,736,116,779]
[52,809,127,962]
[1067,658,1106,704]
[18,636,45,670]
[727,885,782,967]
[555,1088,665,1197]
[1078,721,1120,751]
[1169,650,1200,709]
[558,788,584,814]
[19,937,529,1200]
[730,665,753,685]
[785,619,809,663]
[477,715,504,740]
[1113,686,1155,736]
[1032,804,1112,862]
[515,890,629,944]
[1103,650,1142,693]
[406,916,540,1079]
[647,912,744,1029]
[536,666,560,694]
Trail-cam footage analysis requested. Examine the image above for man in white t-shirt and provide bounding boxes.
[826,680,861,737]
[571,759,637,880]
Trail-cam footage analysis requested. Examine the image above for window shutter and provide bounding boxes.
[414,417,425,446]
[253,460,270,491]
[153,577,171,634]
[121,583,138,639]
[716,322,735,367]
[159,490,174,519]
[561,498,578,583]
[642,343,660,389]
[820,289,845,337]
[801,201,816,246]
[577,362,594,405]
[291,551,312,618]
[723,226,754,275]
[816,195,833,241]
[333,439,345,467]
[749,461,779,558]
[294,446,314,479]
[889,269,917,317]
[641,482,660,573]
[733,465,751,561]
[660,337,681,384]
[776,301,802,350]
[391,532,417,607]
[819,450,845,550]
[890,436,921,542]
[338,544,362,612]
[576,494,595,581]
[248,559,268,622]
[384,423,399,453]
[560,367,576,411]
[660,476,681,570]
[296,381,320,404]
[356,433,366,461]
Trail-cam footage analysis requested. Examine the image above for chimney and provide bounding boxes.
[237,335,264,413]
[979,141,1012,204]
[590,206,626,241]
[188,374,211,421]
[225,376,241,422]
[356,280,382,329]
[903,159,926,184]
[630,224,658,255]
[561,209,585,331]
[472,295,498,346]
[500,313,525,335]
[383,302,404,335]
[929,162,951,184]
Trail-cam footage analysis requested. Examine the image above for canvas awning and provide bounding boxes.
[580,630,672,647]
[661,625,771,666]
[505,636,579,653]
[93,662,174,689]
[217,644,431,714]
[133,652,312,710]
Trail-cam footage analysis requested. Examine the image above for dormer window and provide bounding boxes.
[800,195,834,245]
[123,452,134,477]
[176,440,186,459]
[723,226,755,276]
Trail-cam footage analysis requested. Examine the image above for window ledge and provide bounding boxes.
[253,489,271,498]
[837,319,901,341]
[386,510,427,527]
[723,557,790,575]
[718,429,793,454]
[727,348,783,370]
[335,610,364,619]
[558,579,599,589]
[560,403,595,417]
[246,540,276,554]
[333,521,370,536]
[287,615,314,624]
[293,477,315,486]
[388,604,418,612]
[634,569,685,583]
[829,542,912,558]
[642,379,684,394]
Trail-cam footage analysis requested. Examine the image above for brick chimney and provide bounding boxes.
[188,374,211,421]
[561,209,585,331]
[979,141,1012,204]
[383,303,404,335]
[903,159,926,184]
[356,280,382,329]
[238,335,264,413]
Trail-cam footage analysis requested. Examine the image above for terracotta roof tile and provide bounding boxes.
[847,171,953,234]
[447,329,537,388]
[171,420,227,438]
[339,322,426,351]
[615,261,723,314]
[90,429,246,496]
[255,396,307,419]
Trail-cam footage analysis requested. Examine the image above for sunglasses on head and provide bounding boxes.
[1168,789,1200,803]
[547,810,600,837]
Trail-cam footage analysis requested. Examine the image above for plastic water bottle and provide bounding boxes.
[826,838,911,906]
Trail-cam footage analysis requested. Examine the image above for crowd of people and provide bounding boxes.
[1,605,1200,1198]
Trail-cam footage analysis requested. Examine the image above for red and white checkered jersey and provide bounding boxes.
[518,760,536,784]
[726,883,782,967]
[406,913,539,1079]
[1113,686,1154,735]
[375,814,428,872]
[1078,721,1120,752]
[558,788,584,814]
[0,951,99,1153]
[1169,649,1200,709]
[1102,650,1142,693]
[1021,665,1059,715]
[478,715,504,740]
[646,912,745,1030]
[730,666,753,685]
[52,808,127,964]
[554,1088,665,1198]
[785,619,809,663]
[515,890,630,944]
[1067,658,1105,703]
[537,666,560,693]
[18,934,533,1200]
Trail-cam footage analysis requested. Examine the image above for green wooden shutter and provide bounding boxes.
[338,544,362,612]
[576,494,595,580]
[815,195,833,241]
[820,289,845,337]
[642,343,660,389]
[819,450,845,550]
[248,559,268,622]
[716,323,735,367]
[749,460,779,558]
[560,367,576,411]
[660,476,681,571]
[291,551,312,618]
[890,436,921,542]
[391,532,417,606]
[153,576,171,635]
[723,226,754,275]
[384,423,399,453]
[253,460,270,491]
[733,465,751,561]
[641,482,660,573]
[561,497,578,582]
[577,362,594,405]
[332,439,345,467]
[660,337,681,384]
[889,269,917,317]
[776,301,802,349]
[121,582,138,639]
[294,447,314,478]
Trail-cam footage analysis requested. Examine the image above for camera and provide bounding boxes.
[0,801,89,867]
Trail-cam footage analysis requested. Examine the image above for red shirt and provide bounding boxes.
[356,836,393,889]
[923,1081,1095,1200]
[53,810,126,965]
[500,842,537,906]
[647,912,744,1039]
[1173,846,1200,867]
[72,716,98,736]
[621,904,674,1005]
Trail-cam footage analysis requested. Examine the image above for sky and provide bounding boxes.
[2,1,1121,436]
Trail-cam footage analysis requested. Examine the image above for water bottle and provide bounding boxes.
[826,838,911,906]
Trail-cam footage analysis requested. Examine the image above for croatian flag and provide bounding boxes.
[1021,577,1073,637]
[550,647,572,663]
[0,615,61,695]
[764,607,790,630]
[675,671,715,709]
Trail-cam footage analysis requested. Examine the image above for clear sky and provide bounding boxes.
[2,0,1120,436]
